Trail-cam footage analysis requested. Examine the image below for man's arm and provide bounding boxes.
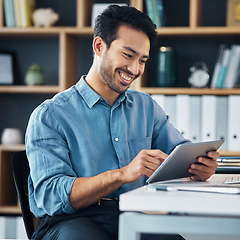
[69,149,167,210]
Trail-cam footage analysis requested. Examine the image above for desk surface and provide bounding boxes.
[119,174,240,216]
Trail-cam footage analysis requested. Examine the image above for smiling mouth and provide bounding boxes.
[118,70,135,85]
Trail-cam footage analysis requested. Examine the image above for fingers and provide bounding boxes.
[207,151,220,160]
[135,149,168,178]
[139,150,163,172]
[189,151,219,181]
[147,149,168,160]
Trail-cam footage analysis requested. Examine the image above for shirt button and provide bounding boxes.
[115,137,119,142]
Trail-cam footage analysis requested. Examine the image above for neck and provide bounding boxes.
[85,65,120,106]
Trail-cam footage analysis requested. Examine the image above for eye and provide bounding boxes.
[139,59,147,64]
[123,53,132,59]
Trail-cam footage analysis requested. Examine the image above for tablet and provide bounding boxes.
[146,139,224,184]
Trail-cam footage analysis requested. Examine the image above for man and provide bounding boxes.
[25,5,219,240]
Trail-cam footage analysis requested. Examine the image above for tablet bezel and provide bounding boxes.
[146,139,224,184]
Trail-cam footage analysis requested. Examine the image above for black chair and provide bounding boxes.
[11,150,38,239]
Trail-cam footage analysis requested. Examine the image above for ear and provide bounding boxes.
[93,36,105,57]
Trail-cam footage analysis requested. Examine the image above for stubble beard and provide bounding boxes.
[99,56,131,94]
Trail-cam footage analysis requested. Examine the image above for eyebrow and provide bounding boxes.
[122,46,150,59]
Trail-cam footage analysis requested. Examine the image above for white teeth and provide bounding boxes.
[120,72,131,81]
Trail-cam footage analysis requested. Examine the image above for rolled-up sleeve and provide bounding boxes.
[26,104,77,217]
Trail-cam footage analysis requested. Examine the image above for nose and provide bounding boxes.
[127,60,141,76]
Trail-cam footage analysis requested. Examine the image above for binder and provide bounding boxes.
[0,216,7,238]
[151,94,176,126]
[164,95,176,126]
[16,216,28,239]
[228,95,240,151]
[216,96,228,150]
[189,96,201,142]
[151,94,165,109]
[176,95,190,139]
[201,95,217,142]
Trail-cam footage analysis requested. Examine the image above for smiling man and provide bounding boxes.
[25,5,219,240]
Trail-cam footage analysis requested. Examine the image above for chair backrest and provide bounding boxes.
[11,150,35,239]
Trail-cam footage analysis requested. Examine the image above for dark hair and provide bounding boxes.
[94,5,157,48]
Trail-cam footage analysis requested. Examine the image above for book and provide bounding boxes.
[14,0,22,27]
[210,44,226,88]
[18,0,35,27]
[235,64,240,88]
[145,0,161,27]
[156,0,165,26]
[223,45,240,89]
[216,48,231,88]
[3,0,16,27]
[217,157,240,163]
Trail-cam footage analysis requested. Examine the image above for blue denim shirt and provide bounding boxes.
[25,76,188,218]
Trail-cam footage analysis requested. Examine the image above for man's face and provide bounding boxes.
[99,25,150,94]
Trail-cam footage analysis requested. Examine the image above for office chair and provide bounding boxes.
[12,150,38,239]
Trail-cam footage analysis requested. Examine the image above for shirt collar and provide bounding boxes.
[76,76,133,108]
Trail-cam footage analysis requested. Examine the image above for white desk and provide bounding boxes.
[119,174,240,240]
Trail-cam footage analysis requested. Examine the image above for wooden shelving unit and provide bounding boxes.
[0,0,240,215]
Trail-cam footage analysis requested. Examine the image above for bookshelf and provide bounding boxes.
[0,0,240,215]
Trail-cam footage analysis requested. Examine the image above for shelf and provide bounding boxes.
[0,26,94,36]
[156,26,240,36]
[219,151,240,157]
[1,26,240,37]
[140,88,240,95]
[0,26,64,36]
[0,206,21,215]
[0,85,61,94]
[0,144,25,151]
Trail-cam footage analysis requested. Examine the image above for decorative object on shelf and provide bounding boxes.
[227,0,240,26]
[0,53,14,84]
[32,8,59,27]
[91,3,127,28]
[188,62,210,88]
[25,63,45,85]
[1,128,23,144]
[155,46,176,87]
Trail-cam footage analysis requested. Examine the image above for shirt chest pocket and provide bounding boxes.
[128,137,152,160]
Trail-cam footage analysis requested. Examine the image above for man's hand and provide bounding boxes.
[121,149,168,183]
[188,151,220,181]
